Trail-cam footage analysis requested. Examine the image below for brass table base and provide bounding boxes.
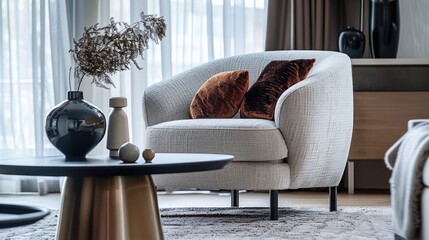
[56,175,163,240]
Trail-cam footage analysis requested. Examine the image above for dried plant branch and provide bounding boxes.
[69,12,167,90]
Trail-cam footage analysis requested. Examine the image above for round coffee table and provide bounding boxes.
[0,153,233,240]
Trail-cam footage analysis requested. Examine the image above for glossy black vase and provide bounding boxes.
[45,91,106,160]
[338,27,365,58]
[369,0,400,58]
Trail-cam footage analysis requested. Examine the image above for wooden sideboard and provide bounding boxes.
[348,59,429,194]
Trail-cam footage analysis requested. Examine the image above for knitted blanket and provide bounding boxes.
[385,121,429,239]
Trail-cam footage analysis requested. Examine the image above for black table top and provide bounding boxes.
[0,153,233,177]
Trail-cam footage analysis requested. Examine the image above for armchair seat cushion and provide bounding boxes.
[146,118,288,162]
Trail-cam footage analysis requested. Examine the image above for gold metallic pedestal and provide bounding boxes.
[56,175,163,240]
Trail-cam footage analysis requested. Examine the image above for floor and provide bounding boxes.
[0,190,390,209]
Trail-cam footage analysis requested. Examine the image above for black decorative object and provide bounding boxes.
[45,91,106,160]
[338,0,365,58]
[369,0,400,58]
[338,27,365,58]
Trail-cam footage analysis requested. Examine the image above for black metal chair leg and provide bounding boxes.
[329,186,337,212]
[231,190,239,207]
[270,190,278,220]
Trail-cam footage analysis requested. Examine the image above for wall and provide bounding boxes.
[397,0,429,58]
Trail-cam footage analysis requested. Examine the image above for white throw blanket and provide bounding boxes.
[385,121,429,240]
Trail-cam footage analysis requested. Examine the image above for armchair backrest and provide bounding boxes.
[143,50,349,128]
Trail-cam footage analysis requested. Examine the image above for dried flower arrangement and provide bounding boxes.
[69,12,166,90]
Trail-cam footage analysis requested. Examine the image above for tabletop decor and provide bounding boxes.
[45,91,106,160]
[107,97,129,157]
[142,148,155,163]
[119,142,140,163]
[45,12,166,160]
[69,12,166,90]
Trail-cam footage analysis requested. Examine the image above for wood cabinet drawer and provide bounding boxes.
[349,92,429,160]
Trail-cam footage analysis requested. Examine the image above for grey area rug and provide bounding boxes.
[0,207,392,240]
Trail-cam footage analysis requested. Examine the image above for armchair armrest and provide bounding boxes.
[274,53,353,189]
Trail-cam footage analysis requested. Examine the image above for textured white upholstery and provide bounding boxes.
[143,50,353,191]
[153,161,290,190]
[423,158,429,187]
[422,188,429,240]
[274,53,353,189]
[146,118,288,161]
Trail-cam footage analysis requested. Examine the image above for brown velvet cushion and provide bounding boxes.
[240,59,316,120]
[190,70,250,119]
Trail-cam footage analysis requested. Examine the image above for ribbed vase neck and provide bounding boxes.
[68,91,84,100]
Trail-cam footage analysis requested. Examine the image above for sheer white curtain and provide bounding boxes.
[0,0,267,194]
[0,0,70,193]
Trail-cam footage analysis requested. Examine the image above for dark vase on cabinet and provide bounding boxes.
[369,0,400,58]
[338,27,365,58]
[338,0,365,58]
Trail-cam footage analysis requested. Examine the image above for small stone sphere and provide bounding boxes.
[142,148,155,163]
[119,143,140,163]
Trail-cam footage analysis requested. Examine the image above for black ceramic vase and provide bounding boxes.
[45,91,106,160]
[369,0,400,58]
[338,27,365,58]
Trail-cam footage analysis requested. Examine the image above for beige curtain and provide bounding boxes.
[266,0,342,51]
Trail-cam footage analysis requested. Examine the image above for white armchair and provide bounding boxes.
[142,51,353,220]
